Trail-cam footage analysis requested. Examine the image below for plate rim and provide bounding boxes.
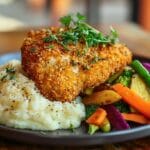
[0,123,150,146]
[0,52,150,146]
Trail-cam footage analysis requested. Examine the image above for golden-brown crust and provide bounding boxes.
[21,28,132,102]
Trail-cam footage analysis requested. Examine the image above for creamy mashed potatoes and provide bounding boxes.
[0,60,85,130]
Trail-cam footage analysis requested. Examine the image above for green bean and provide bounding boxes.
[131,60,150,87]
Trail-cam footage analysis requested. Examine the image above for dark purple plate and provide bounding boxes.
[0,53,150,146]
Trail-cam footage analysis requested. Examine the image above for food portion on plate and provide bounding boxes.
[0,60,85,130]
[0,13,150,134]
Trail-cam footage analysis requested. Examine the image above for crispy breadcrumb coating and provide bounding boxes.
[21,27,132,102]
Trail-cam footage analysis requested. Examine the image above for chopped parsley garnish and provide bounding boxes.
[1,75,7,81]
[71,60,78,66]
[48,45,54,49]
[76,12,86,22]
[1,67,16,81]
[83,65,90,70]
[59,15,72,27]
[43,13,119,54]
[61,31,79,45]
[60,13,119,47]
[44,45,54,50]
[109,26,119,44]
[91,56,101,64]
[43,34,58,43]
[77,48,89,57]
[69,123,75,132]
[30,47,36,52]
[6,67,15,74]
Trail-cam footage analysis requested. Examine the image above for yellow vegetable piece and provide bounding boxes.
[130,74,150,112]
[100,118,111,132]
[83,88,94,95]
[83,90,121,105]
[131,74,150,101]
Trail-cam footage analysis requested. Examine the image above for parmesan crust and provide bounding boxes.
[21,28,132,102]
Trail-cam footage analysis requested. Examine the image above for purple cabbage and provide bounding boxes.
[142,63,150,72]
[103,104,130,130]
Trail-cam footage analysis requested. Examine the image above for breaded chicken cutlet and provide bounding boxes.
[21,14,132,102]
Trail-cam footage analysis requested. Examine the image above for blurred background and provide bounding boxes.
[0,0,149,58]
[0,0,149,31]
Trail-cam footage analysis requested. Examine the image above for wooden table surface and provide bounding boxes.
[0,23,150,150]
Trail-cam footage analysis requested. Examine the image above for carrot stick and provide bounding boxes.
[122,113,150,124]
[112,83,150,119]
[86,108,107,126]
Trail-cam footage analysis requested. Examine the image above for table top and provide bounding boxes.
[0,23,150,149]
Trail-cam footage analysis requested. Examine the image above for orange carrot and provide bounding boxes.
[122,113,150,124]
[112,83,150,119]
[86,108,107,126]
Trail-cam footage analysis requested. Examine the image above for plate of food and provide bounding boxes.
[0,13,150,146]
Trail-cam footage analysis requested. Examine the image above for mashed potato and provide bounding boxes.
[0,60,85,130]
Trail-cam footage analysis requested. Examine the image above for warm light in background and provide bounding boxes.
[139,0,150,31]
[0,0,149,31]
